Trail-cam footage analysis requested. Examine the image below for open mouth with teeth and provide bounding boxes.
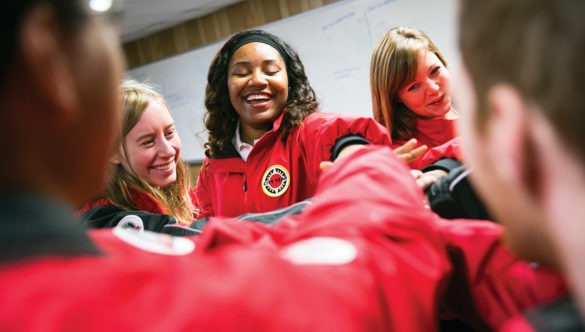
[246,93,271,106]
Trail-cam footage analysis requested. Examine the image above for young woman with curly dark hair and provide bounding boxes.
[195,29,392,218]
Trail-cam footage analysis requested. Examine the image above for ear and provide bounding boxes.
[110,148,122,165]
[485,84,535,189]
[19,3,80,123]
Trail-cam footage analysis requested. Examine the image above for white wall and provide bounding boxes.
[129,0,458,162]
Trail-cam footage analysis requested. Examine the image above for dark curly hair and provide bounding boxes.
[203,29,319,158]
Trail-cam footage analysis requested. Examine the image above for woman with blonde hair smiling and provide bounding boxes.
[79,79,197,230]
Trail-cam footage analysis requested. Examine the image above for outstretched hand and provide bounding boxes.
[393,138,427,164]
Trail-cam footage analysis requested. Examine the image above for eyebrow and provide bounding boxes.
[231,58,281,67]
[426,61,442,74]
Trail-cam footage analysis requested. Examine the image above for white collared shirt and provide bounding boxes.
[232,121,259,161]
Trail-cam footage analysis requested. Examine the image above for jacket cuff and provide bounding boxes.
[330,134,370,161]
[422,157,462,173]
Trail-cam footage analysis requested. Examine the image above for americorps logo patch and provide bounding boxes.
[261,164,290,197]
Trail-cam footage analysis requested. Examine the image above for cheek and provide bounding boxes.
[272,74,289,101]
[125,148,152,175]
[279,88,289,106]
[440,72,452,94]
[228,80,243,106]
[400,92,422,110]
[172,138,182,157]
[279,75,289,93]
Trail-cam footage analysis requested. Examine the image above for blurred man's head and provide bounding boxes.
[0,0,125,206]
[456,0,585,266]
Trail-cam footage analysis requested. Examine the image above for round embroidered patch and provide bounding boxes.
[261,164,290,197]
[116,215,144,232]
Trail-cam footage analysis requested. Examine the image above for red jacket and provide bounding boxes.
[78,186,198,229]
[194,110,392,218]
[79,187,170,215]
[392,118,462,170]
[0,146,568,331]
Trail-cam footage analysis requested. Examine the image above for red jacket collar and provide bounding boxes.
[77,187,166,215]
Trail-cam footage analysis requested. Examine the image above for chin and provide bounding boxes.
[159,175,178,188]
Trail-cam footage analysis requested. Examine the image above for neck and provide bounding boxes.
[239,124,271,145]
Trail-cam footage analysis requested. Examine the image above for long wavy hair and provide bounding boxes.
[105,79,196,225]
[203,29,319,158]
[370,26,448,142]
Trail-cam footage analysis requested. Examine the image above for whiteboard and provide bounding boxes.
[128,0,458,162]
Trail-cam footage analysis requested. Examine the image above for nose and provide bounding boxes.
[158,139,175,157]
[249,69,268,86]
[425,79,440,95]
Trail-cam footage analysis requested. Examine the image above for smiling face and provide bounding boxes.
[227,42,289,142]
[398,50,452,120]
[118,100,181,188]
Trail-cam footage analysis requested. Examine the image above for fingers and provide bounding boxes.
[406,145,427,163]
[396,145,428,163]
[393,138,418,155]
[415,169,448,191]
[410,169,423,180]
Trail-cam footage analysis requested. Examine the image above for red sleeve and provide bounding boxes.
[297,112,392,183]
[410,136,463,170]
[437,219,569,330]
[193,145,452,330]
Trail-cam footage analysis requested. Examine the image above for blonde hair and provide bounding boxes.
[370,26,448,142]
[105,79,196,225]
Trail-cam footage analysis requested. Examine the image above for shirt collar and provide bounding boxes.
[231,109,287,149]
[232,119,259,150]
[232,119,260,162]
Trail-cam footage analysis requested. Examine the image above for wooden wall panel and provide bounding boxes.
[122,0,342,69]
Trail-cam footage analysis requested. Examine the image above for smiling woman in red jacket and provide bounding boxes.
[371,27,460,154]
[370,27,465,180]
[195,29,392,218]
[79,80,197,230]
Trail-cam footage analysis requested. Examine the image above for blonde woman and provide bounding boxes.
[79,80,197,231]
